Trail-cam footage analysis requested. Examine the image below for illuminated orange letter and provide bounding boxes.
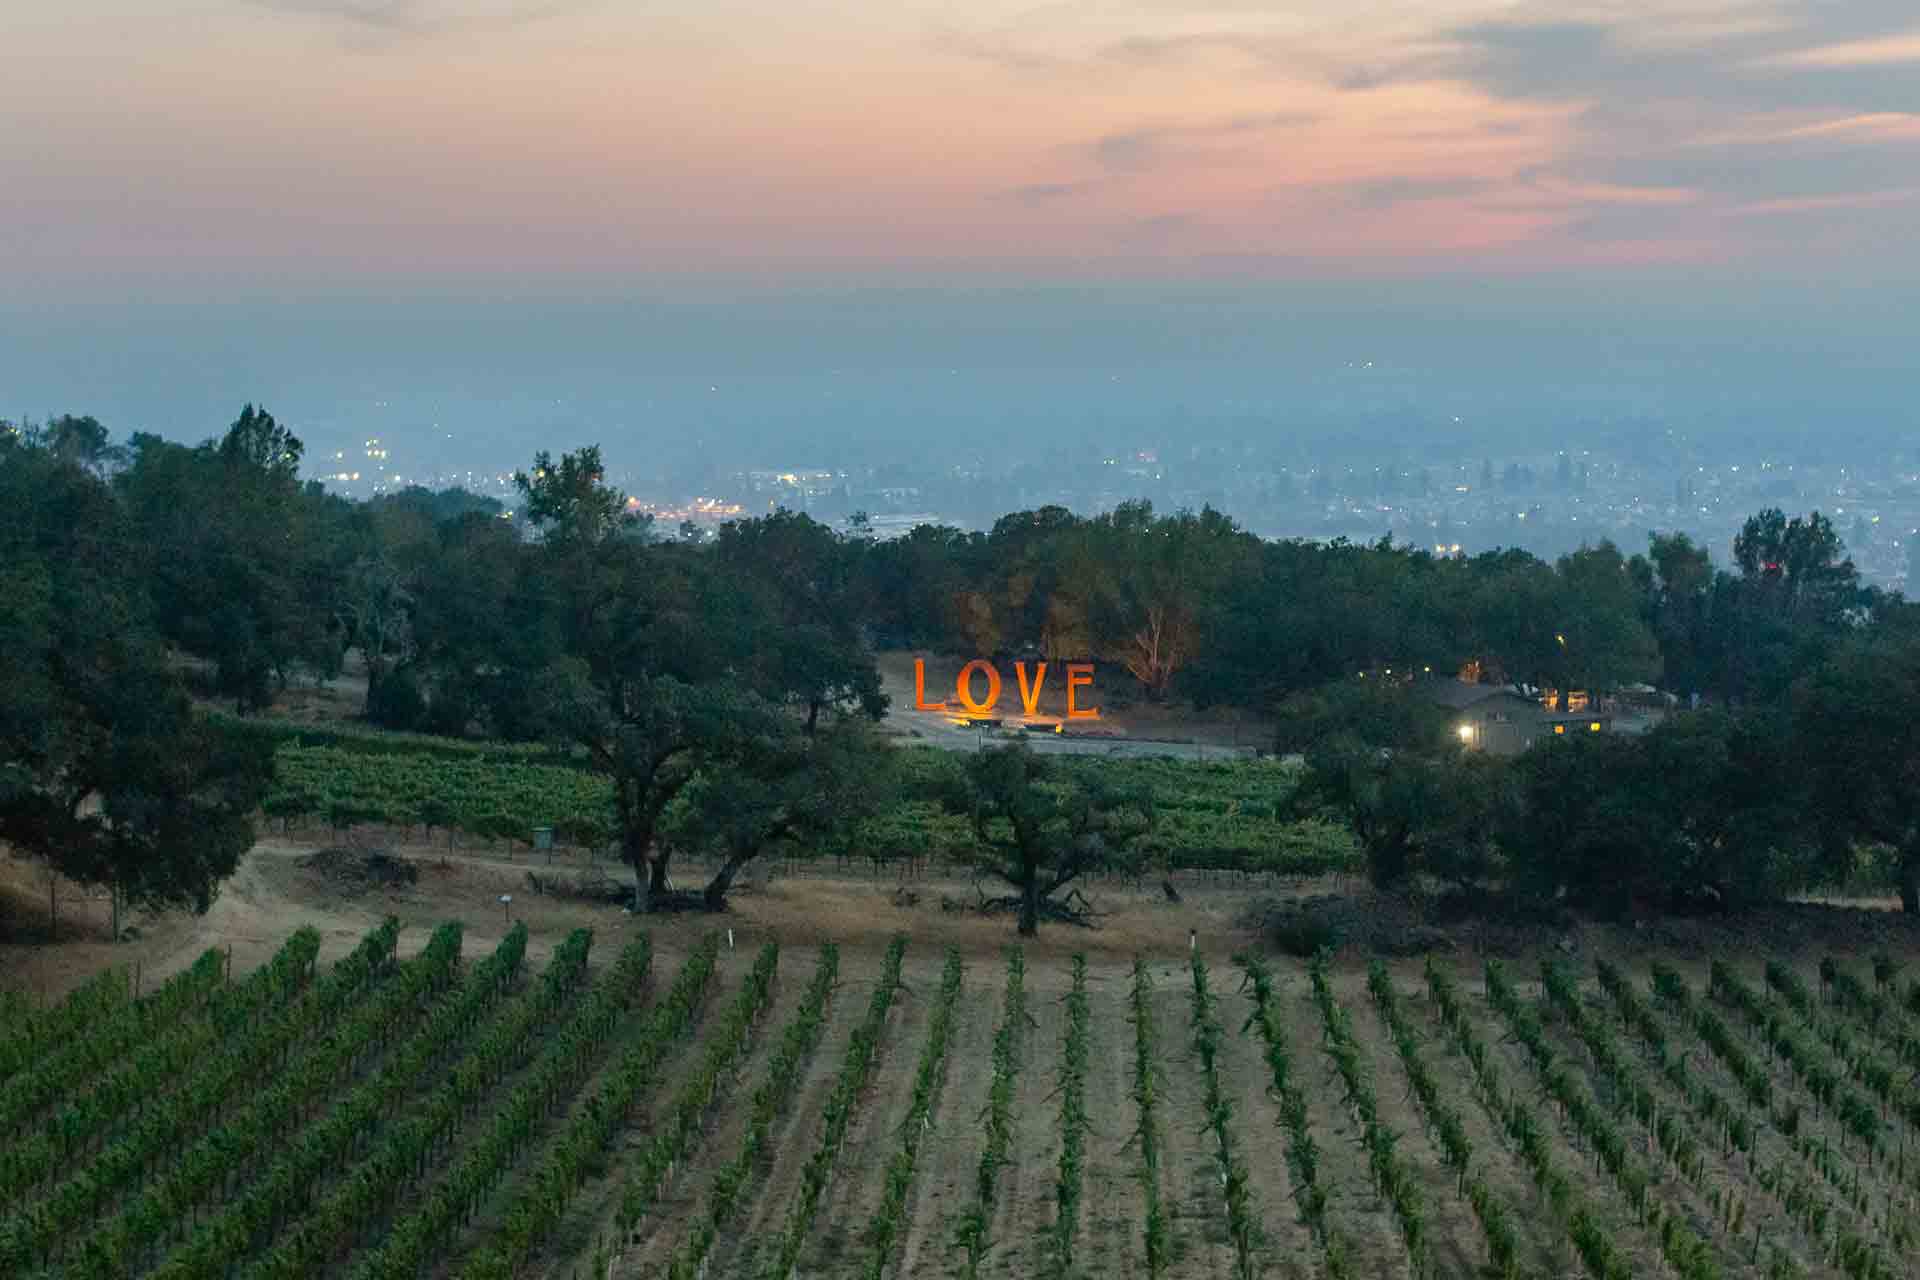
[1066,663,1099,719]
[913,659,947,712]
[955,660,1002,716]
[1014,661,1047,717]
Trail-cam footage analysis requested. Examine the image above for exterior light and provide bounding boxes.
[1457,724,1475,743]
[1589,721,1601,732]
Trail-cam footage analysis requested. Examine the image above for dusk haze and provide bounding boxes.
[13,2,1920,1274]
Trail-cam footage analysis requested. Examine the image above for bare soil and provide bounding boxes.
[18,815,1920,1280]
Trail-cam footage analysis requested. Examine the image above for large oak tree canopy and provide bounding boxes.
[507,448,888,909]
[1,424,272,925]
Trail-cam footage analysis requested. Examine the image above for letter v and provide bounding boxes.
[1015,661,1047,717]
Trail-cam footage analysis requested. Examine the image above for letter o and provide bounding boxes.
[955,660,1002,716]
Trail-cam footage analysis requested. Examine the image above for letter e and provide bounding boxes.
[1066,663,1099,719]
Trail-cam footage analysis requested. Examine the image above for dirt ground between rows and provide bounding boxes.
[8,824,1920,1005]
[13,825,1920,1280]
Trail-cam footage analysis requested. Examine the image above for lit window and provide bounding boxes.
[1589,721,1601,732]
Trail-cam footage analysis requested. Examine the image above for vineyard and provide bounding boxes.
[260,734,1359,878]
[8,929,1920,1280]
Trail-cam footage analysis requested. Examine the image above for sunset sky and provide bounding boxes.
[8,0,1920,295]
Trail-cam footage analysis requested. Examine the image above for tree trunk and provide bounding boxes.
[645,849,675,908]
[1901,849,1919,914]
[805,699,821,737]
[704,849,755,911]
[360,655,386,719]
[1018,872,1040,937]
[621,823,652,908]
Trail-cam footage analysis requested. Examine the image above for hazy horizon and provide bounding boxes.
[8,279,1919,453]
[7,2,1920,521]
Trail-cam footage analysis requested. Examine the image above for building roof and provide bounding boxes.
[1421,677,1524,710]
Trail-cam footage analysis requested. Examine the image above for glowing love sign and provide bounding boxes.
[914,659,1100,719]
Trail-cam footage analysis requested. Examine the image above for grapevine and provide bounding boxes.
[1188,950,1256,1280]
[1824,960,1920,1077]
[1424,958,1632,1280]
[660,945,840,1280]
[1484,959,1719,1280]
[0,919,401,1275]
[1540,961,1711,1185]
[615,941,781,1241]
[863,947,964,1279]
[1765,961,1920,1146]
[0,928,320,1204]
[952,949,1026,1278]
[1239,954,1349,1279]
[1046,954,1091,1280]
[0,948,226,1139]
[1126,958,1169,1279]
[757,934,908,1280]
[1651,961,1773,1112]
[227,923,550,1280]
[1651,962,1899,1272]
[345,930,654,1280]
[1310,951,1426,1276]
[1713,962,1879,1150]
[0,968,132,1088]
[1595,958,1754,1154]
[1367,961,1519,1279]
[140,922,488,1280]
[457,933,723,1280]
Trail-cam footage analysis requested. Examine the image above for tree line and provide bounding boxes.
[4,407,1918,927]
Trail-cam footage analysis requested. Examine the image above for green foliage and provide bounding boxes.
[863,948,964,1278]
[261,733,1356,884]
[1500,709,1816,916]
[1483,960,1718,1280]
[230,925,536,1280]
[1274,673,1451,756]
[1187,952,1256,1279]
[0,435,273,916]
[758,935,908,1280]
[1240,955,1349,1277]
[1594,958,1754,1154]
[266,742,614,838]
[618,942,781,1238]
[1298,733,1504,891]
[1791,627,1920,910]
[1539,962,1712,1189]
[460,936,722,1279]
[1367,962,1518,1279]
[942,743,1154,934]
[1311,952,1427,1275]
[661,946,840,1280]
[1046,955,1091,1280]
[0,949,226,1141]
[350,929,644,1280]
[0,921,394,1273]
[954,949,1027,1277]
[1424,959,1633,1280]
[1126,958,1169,1279]
[0,967,130,1084]
[140,923,476,1280]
